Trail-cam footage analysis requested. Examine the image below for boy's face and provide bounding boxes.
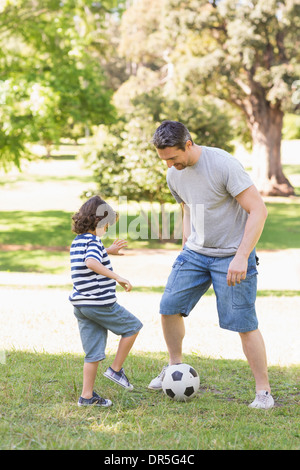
[96,223,108,237]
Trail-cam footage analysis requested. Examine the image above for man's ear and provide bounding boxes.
[185,140,193,151]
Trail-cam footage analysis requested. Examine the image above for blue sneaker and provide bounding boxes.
[103,367,134,391]
[78,391,112,407]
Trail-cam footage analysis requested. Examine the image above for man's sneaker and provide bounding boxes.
[78,391,112,407]
[248,390,274,409]
[103,367,134,391]
[148,365,169,390]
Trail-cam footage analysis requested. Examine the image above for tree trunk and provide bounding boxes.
[250,103,295,196]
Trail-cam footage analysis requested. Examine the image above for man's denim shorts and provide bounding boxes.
[160,247,258,333]
[73,303,143,362]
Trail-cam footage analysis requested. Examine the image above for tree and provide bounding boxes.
[161,0,300,196]
[0,0,117,167]
[85,88,235,205]
[84,0,237,229]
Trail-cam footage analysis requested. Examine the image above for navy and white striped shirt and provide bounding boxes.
[69,233,117,307]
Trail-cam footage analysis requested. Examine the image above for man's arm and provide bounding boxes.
[227,185,268,287]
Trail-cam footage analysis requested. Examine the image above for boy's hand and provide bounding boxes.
[115,275,132,292]
[107,239,128,255]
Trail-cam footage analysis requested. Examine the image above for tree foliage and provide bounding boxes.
[113,0,300,196]
[0,0,117,167]
[86,0,237,205]
[162,0,300,194]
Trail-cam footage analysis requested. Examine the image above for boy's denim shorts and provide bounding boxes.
[73,303,143,363]
[160,247,258,333]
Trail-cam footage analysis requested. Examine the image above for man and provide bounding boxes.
[148,120,274,409]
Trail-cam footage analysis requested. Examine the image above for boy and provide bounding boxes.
[69,195,143,407]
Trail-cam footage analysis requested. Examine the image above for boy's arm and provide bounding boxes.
[85,258,132,292]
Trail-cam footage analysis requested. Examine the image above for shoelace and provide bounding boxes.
[92,392,106,404]
[256,393,269,404]
[115,368,130,386]
[158,366,168,379]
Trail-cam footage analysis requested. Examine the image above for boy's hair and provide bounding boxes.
[152,120,193,151]
[72,195,117,235]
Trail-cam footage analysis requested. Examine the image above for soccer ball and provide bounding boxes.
[162,363,200,402]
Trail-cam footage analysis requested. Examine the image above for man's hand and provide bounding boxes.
[107,239,128,255]
[227,254,248,286]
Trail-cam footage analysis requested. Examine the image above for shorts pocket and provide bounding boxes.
[232,273,257,309]
[165,255,187,292]
[172,254,187,269]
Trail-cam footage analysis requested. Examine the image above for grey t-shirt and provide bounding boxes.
[166,146,253,257]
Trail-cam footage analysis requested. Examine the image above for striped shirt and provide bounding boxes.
[69,233,117,307]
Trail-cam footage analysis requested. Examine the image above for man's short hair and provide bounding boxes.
[152,120,193,151]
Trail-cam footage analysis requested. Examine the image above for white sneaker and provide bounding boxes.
[148,365,169,390]
[248,390,274,409]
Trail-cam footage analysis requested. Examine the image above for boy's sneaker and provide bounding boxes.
[148,365,169,390]
[78,391,112,407]
[248,390,274,409]
[103,367,134,391]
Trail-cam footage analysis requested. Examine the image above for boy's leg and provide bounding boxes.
[111,332,139,372]
[81,361,100,399]
[104,331,140,390]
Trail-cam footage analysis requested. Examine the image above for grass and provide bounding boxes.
[258,202,300,250]
[0,211,73,248]
[0,250,68,274]
[0,350,299,450]
[0,199,299,276]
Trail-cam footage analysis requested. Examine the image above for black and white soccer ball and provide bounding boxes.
[162,363,200,402]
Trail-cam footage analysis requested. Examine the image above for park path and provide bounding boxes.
[0,247,299,367]
[0,246,299,291]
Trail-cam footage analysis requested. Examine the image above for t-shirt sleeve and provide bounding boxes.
[166,170,184,204]
[223,157,253,197]
[85,240,103,264]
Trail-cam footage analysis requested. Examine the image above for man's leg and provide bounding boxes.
[161,314,185,365]
[148,249,210,390]
[239,329,271,393]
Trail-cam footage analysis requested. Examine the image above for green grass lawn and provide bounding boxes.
[0,199,299,275]
[258,202,300,250]
[0,350,299,450]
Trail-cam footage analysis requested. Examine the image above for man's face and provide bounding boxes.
[156,141,192,170]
